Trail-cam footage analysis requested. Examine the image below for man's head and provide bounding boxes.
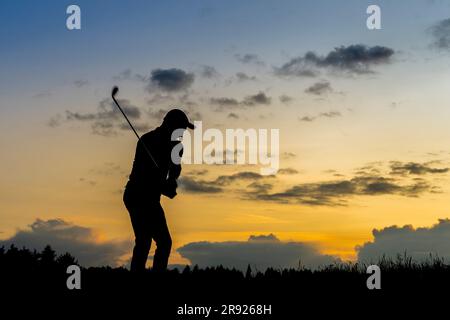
[162,109,195,130]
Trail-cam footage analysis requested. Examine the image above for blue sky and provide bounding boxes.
[2,0,448,97]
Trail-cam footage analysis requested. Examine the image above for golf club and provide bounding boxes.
[111,86,160,169]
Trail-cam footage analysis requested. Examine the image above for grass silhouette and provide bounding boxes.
[1,245,447,317]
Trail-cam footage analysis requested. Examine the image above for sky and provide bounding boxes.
[2,0,450,269]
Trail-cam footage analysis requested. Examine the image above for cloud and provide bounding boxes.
[73,98,141,121]
[178,233,337,270]
[275,44,395,77]
[148,68,195,92]
[89,162,126,176]
[235,72,257,82]
[179,171,271,194]
[429,18,450,49]
[114,69,133,80]
[277,168,299,175]
[199,65,220,79]
[299,116,315,122]
[242,92,271,106]
[178,177,223,193]
[33,90,51,98]
[320,111,342,118]
[47,114,63,127]
[64,98,148,136]
[113,69,147,82]
[179,162,444,206]
[210,92,272,111]
[390,161,449,176]
[0,219,130,267]
[79,177,97,186]
[215,171,267,186]
[146,108,168,122]
[210,97,240,107]
[299,111,341,122]
[281,152,297,159]
[305,81,333,96]
[185,169,209,176]
[357,219,450,263]
[248,174,436,206]
[118,122,150,132]
[247,182,274,194]
[234,53,265,66]
[74,79,89,88]
[279,95,294,104]
[227,112,239,119]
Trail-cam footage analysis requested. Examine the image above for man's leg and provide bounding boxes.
[152,203,172,271]
[128,205,153,272]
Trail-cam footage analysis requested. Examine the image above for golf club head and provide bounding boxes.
[112,86,119,97]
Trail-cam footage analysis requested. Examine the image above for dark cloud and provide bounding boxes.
[275,44,395,77]
[320,111,342,118]
[430,18,450,49]
[149,68,195,92]
[118,122,150,132]
[210,92,271,111]
[279,95,294,105]
[227,112,239,119]
[215,171,267,186]
[70,98,141,121]
[299,111,341,122]
[185,169,209,176]
[248,174,435,206]
[305,81,333,96]
[65,98,145,136]
[299,116,315,122]
[390,161,449,176]
[248,233,278,242]
[47,114,62,128]
[199,65,220,79]
[357,219,450,263]
[247,182,274,194]
[178,177,222,193]
[179,171,271,194]
[210,97,240,107]
[277,168,299,175]
[0,219,130,267]
[242,92,271,106]
[235,72,257,82]
[234,53,265,66]
[178,233,337,271]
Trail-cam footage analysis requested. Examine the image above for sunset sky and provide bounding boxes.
[2,0,450,268]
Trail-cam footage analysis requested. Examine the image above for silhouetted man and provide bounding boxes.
[123,109,194,272]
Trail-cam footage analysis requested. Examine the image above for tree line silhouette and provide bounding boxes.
[1,244,449,317]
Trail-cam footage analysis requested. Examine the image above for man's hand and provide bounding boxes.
[162,178,177,199]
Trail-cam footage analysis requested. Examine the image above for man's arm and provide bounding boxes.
[162,142,183,199]
[168,142,183,180]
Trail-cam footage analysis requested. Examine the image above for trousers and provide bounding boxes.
[123,187,172,272]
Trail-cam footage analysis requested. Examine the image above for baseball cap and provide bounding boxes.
[163,109,195,129]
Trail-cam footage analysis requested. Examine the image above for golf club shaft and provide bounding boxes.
[111,95,160,169]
